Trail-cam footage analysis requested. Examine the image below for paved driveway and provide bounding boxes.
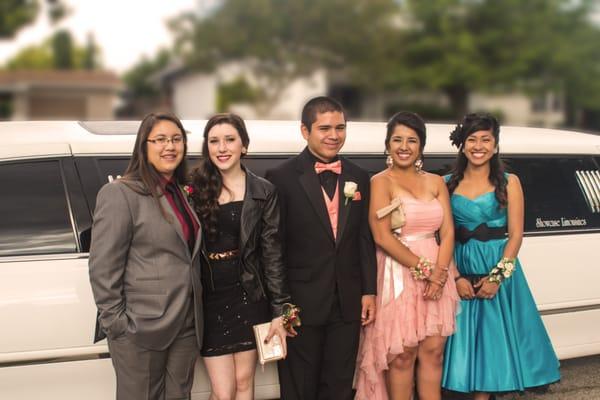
[443,355,600,400]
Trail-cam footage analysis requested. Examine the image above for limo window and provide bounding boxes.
[507,156,600,233]
[0,159,77,256]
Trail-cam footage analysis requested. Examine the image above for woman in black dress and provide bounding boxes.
[190,113,294,400]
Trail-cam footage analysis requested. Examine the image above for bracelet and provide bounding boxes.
[410,257,433,281]
[281,303,301,331]
[487,257,516,284]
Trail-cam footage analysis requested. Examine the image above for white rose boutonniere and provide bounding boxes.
[343,181,358,205]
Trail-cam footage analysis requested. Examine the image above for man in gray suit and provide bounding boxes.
[89,112,203,400]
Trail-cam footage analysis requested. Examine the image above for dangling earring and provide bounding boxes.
[415,158,423,172]
[386,155,393,168]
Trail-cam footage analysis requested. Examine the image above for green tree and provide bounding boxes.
[399,0,600,117]
[123,49,172,98]
[172,0,600,120]
[0,0,69,38]
[0,0,38,38]
[52,29,73,69]
[172,0,401,90]
[82,33,99,70]
[4,30,102,70]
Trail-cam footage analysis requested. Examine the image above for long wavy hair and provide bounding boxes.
[190,113,250,241]
[446,113,507,207]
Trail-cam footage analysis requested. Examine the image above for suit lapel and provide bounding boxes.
[297,150,335,242]
[336,159,353,246]
[187,195,202,260]
[158,191,189,256]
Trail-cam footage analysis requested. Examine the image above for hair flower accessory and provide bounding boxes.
[449,124,464,148]
[343,181,358,205]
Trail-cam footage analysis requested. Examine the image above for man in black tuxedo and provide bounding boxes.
[266,96,377,400]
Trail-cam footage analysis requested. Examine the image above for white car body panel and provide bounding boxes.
[1,120,599,398]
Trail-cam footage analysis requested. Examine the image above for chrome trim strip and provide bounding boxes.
[540,303,600,316]
[59,159,81,252]
[523,228,600,236]
[575,170,596,213]
[0,352,110,368]
[582,170,600,212]
[0,253,89,263]
[587,170,600,212]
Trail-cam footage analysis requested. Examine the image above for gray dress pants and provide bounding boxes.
[107,304,199,400]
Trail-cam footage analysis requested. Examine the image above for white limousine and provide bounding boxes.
[1,120,599,399]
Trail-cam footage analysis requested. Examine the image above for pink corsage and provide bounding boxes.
[410,257,433,280]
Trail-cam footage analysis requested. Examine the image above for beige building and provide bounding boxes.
[0,70,122,120]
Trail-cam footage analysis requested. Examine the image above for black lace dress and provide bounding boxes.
[201,201,270,357]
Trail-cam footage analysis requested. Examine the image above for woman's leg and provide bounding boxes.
[386,346,418,400]
[204,354,236,400]
[233,349,258,400]
[415,335,446,400]
[474,392,491,400]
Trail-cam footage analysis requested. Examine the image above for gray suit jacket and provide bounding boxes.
[88,179,203,351]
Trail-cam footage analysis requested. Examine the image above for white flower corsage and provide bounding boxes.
[343,181,358,205]
[487,257,516,284]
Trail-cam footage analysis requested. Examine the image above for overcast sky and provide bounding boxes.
[0,0,203,72]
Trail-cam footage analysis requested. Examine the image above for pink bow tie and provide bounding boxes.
[314,160,342,175]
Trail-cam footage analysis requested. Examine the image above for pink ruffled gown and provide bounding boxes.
[355,197,459,400]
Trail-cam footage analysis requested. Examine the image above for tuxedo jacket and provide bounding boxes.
[266,148,376,325]
[89,179,203,351]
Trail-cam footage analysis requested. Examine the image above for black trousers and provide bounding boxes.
[278,299,361,400]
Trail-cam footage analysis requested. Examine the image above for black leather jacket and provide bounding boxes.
[200,169,291,317]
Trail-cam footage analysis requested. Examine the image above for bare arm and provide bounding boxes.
[434,175,455,273]
[503,173,524,259]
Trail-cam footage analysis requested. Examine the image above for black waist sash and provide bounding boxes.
[455,223,507,244]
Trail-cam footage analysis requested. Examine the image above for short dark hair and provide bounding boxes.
[385,111,427,153]
[301,96,345,132]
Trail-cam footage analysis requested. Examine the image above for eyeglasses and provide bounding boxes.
[146,135,185,146]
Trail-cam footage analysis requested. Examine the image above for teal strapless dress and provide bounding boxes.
[442,188,560,394]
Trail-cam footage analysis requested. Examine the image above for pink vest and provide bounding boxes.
[322,183,340,239]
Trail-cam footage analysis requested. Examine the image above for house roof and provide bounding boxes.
[0,70,123,91]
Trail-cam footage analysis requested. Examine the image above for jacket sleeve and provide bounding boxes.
[260,187,292,317]
[88,182,132,339]
[359,171,377,295]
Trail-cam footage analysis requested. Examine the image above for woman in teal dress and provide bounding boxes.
[441,113,560,399]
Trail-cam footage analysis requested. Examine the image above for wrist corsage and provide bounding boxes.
[282,303,301,332]
[410,257,433,280]
[487,257,516,284]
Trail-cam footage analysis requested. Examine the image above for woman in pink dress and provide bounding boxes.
[355,111,459,400]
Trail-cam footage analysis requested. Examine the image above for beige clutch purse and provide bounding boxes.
[253,322,284,365]
[376,196,405,230]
